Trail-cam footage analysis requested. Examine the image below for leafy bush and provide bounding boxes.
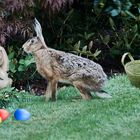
[0,87,18,108]
[93,0,140,18]
[0,0,140,87]
[8,48,36,82]
[0,0,76,45]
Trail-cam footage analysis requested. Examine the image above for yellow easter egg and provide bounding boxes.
[0,117,2,123]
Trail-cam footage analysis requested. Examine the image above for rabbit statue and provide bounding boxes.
[22,19,111,101]
[0,46,12,89]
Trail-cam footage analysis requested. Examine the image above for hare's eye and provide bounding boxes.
[31,40,34,43]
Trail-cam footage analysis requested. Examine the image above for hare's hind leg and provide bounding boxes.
[77,86,92,100]
[95,90,112,99]
[73,82,92,100]
[45,80,58,101]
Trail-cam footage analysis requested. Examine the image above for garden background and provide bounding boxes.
[0,0,140,89]
[0,1,140,139]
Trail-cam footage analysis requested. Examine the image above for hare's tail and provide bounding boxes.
[95,90,112,99]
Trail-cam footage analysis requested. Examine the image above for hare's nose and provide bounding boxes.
[22,45,25,49]
[22,45,27,52]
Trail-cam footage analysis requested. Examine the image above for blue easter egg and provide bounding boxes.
[14,109,30,121]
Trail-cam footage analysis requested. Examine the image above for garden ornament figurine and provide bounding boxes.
[22,18,112,101]
[0,46,12,89]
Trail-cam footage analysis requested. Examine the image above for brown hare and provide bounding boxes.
[22,19,111,101]
[0,46,12,89]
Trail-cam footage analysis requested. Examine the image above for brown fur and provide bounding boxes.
[22,37,111,101]
[22,19,112,101]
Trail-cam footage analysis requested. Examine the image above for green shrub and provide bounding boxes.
[8,47,36,84]
[0,87,18,108]
[0,0,140,86]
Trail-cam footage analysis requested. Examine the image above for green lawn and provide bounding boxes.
[0,75,140,140]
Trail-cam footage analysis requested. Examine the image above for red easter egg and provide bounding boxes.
[0,109,10,121]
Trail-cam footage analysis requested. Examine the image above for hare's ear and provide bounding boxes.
[34,18,48,48]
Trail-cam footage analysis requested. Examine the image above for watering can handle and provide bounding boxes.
[121,52,134,67]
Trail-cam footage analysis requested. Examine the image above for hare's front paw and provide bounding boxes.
[45,96,57,102]
[45,92,57,102]
[45,91,50,101]
[50,97,57,102]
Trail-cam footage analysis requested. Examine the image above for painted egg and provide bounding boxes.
[0,109,10,121]
[14,109,30,121]
[0,117,2,123]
